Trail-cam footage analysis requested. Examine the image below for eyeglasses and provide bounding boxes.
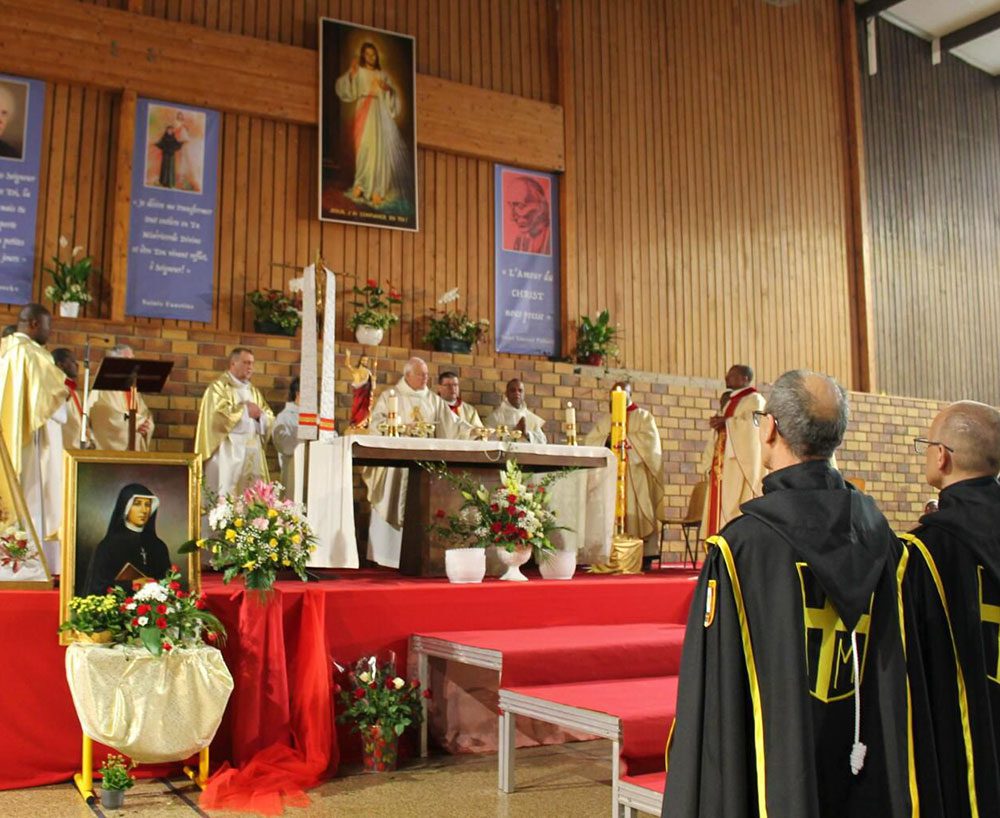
[912,438,955,455]
[752,410,777,431]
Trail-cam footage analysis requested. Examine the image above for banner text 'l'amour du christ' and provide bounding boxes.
[494,165,560,357]
[0,74,44,306]
[126,98,219,323]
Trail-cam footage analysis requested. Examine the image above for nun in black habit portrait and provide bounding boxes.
[83,483,171,595]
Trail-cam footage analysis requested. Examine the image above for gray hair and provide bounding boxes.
[765,369,849,460]
[403,356,426,377]
[108,343,133,357]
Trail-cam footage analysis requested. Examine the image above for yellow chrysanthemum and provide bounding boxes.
[282,558,291,566]
[269,538,277,547]
[270,553,279,561]
[291,534,302,544]
[267,509,278,518]
[234,519,244,528]
[225,529,237,541]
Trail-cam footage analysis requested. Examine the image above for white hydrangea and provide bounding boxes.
[208,503,231,530]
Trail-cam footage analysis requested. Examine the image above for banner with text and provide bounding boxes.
[0,74,45,305]
[494,165,560,356]
[126,98,219,322]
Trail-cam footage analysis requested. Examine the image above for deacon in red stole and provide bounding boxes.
[664,371,917,818]
[902,401,1000,817]
[700,364,766,539]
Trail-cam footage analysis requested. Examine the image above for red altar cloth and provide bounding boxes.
[0,568,697,795]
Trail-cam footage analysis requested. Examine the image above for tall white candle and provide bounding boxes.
[388,389,398,415]
[566,401,576,427]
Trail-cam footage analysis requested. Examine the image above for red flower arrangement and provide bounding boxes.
[349,279,403,332]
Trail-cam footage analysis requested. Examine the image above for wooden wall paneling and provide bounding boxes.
[109,88,137,322]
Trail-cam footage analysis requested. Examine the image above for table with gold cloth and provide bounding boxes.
[64,643,234,763]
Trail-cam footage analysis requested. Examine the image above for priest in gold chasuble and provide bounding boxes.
[0,305,69,572]
[700,364,766,540]
[664,371,917,818]
[195,347,274,499]
[363,357,471,568]
[584,381,663,556]
[901,401,1000,818]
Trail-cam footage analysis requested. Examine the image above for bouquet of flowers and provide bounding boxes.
[423,288,489,349]
[336,654,429,737]
[247,288,303,334]
[349,278,403,331]
[194,479,317,592]
[59,566,225,655]
[423,459,569,554]
[0,524,39,574]
[43,235,94,305]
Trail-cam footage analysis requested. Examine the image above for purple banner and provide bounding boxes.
[494,165,560,356]
[0,74,45,305]
[126,98,219,322]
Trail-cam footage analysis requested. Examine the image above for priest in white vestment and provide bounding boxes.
[485,379,547,444]
[364,357,472,568]
[585,381,664,558]
[195,348,274,502]
[87,345,155,451]
[0,304,69,572]
[699,364,766,539]
[437,370,483,428]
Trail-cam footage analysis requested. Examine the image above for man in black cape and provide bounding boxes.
[663,370,917,818]
[903,400,1000,817]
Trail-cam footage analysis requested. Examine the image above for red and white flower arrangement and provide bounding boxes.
[0,525,38,574]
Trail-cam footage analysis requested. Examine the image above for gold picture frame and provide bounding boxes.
[0,428,52,589]
[59,450,202,645]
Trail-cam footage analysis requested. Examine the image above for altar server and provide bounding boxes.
[195,347,274,498]
[485,378,546,443]
[0,304,69,570]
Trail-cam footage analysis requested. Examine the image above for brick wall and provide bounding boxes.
[12,311,945,561]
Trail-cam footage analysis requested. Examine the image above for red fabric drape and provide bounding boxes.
[200,587,334,815]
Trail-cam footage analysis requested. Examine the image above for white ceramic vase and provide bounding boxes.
[494,545,532,582]
[354,324,384,346]
[444,548,486,584]
[58,302,81,318]
[538,549,577,580]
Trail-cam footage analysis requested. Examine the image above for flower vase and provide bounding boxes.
[74,629,113,644]
[444,548,486,584]
[58,302,80,318]
[355,324,384,346]
[538,549,577,580]
[100,789,125,810]
[434,337,472,354]
[360,723,399,772]
[495,545,532,582]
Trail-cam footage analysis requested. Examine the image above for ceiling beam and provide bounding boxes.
[941,10,1000,51]
[855,0,905,19]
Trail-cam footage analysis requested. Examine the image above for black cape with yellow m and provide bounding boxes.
[663,460,919,818]
[903,475,1000,818]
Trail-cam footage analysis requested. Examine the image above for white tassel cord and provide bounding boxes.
[850,628,867,775]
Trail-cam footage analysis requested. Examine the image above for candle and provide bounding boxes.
[388,388,398,416]
[566,401,576,427]
[611,386,627,425]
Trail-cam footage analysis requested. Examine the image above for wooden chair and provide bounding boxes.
[660,481,708,569]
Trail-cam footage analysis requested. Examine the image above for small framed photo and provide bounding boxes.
[0,430,52,589]
[59,450,202,644]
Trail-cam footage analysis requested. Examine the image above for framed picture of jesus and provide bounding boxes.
[319,17,418,232]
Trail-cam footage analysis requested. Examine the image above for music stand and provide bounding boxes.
[92,359,173,451]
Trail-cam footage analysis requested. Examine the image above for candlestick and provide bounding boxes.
[388,388,398,416]
[565,401,578,445]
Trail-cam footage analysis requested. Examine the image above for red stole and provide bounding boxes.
[448,399,463,416]
[65,378,83,418]
[705,387,758,537]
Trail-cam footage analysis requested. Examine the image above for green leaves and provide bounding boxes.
[139,625,163,656]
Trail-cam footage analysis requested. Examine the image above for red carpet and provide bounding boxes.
[0,567,697,793]
[623,771,667,793]
[504,676,679,773]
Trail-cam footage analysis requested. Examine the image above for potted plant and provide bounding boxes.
[423,459,570,582]
[247,288,302,336]
[59,593,121,644]
[423,288,489,354]
[574,309,620,366]
[187,479,317,593]
[43,235,95,318]
[349,279,402,346]
[336,654,429,772]
[97,753,134,809]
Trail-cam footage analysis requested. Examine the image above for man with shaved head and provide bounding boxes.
[903,400,1000,816]
[665,370,915,816]
[485,378,546,443]
[0,303,69,573]
[364,356,472,568]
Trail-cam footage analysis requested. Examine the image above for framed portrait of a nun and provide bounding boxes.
[59,451,201,643]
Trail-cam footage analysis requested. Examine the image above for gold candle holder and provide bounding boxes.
[564,401,578,445]
[379,412,400,437]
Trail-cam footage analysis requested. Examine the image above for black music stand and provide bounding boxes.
[92,359,173,451]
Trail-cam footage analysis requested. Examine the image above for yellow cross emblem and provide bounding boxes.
[797,563,873,703]
[979,566,1000,684]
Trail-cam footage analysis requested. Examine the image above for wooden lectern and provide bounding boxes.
[91,358,173,451]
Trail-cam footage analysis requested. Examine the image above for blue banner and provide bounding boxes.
[126,98,219,322]
[494,165,560,356]
[0,74,44,305]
